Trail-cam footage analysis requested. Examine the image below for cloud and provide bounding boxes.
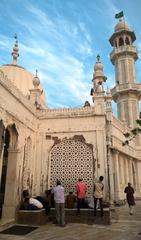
[8,3,93,107]
[0,35,13,52]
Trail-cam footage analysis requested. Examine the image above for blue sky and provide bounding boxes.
[0,0,141,110]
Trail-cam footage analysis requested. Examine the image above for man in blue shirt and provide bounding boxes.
[52,180,65,226]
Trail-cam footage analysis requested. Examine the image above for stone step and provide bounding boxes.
[49,208,111,225]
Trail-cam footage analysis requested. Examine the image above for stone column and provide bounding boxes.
[124,157,129,184]
[128,158,133,183]
[135,160,140,192]
[107,147,115,205]
[0,141,4,185]
[113,150,120,202]
[118,154,124,185]
[2,148,20,220]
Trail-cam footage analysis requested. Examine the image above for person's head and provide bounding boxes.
[128,182,131,187]
[22,189,29,198]
[69,191,73,195]
[99,176,104,182]
[56,180,61,186]
[45,189,51,196]
[78,178,82,182]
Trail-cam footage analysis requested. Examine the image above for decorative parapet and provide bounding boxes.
[37,106,96,119]
[111,82,141,97]
[0,70,36,115]
[112,117,141,159]
[112,135,138,159]
[110,45,138,63]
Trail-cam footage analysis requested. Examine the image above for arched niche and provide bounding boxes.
[0,123,19,220]
[119,37,124,46]
[125,37,130,45]
[49,138,95,195]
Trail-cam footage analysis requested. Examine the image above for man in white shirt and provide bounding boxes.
[22,190,43,210]
[29,198,43,209]
[51,180,65,226]
[94,176,104,216]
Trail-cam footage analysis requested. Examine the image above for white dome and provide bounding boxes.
[0,64,46,106]
[0,64,34,96]
[115,21,129,32]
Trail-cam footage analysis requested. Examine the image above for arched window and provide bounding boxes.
[115,40,117,47]
[125,37,130,45]
[119,37,124,46]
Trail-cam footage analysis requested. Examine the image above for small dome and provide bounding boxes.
[94,62,103,72]
[94,54,103,72]
[13,45,19,53]
[115,21,129,32]
[33,76,40,88]
[0,65,43,97]
[33,70,40,88]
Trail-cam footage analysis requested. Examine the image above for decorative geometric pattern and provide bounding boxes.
[49,139,94,195]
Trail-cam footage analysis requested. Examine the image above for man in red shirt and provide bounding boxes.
[75,178,87,215]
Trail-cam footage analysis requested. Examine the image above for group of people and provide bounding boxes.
[21,177,136,227]
[20,189,51,214]
[51,176,105,227]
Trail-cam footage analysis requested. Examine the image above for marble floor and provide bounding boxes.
[0,201,141,240]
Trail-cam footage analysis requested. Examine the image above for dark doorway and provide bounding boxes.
[0,129,10,218]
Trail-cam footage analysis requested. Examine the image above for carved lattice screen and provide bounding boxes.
[49,139,94,195]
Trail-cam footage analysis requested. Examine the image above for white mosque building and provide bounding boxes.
[0,18,141,221]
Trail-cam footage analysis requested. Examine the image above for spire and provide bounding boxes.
[92,54,107,92]
[12,34,19,65]
[96,54,100,62]
[33,69,40,89]
[90,55,107,114]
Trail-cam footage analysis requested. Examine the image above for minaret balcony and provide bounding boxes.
[110,45,138,63]
[111,82,141,100]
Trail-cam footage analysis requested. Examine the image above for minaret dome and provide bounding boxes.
[33,69,40,89]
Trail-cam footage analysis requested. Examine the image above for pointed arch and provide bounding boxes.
[0,123,19,219]
[119,37,124,46]
[49,139,95,195]
[7,123,18,149]
[125,37,130,45]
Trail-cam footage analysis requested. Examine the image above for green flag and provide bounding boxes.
[115,11,124,19]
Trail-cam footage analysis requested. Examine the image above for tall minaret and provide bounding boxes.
[12,34,19,65]
[109,18,141,127]
[91,55,107,114]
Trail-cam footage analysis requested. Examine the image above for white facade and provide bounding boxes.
[0,19,141,222]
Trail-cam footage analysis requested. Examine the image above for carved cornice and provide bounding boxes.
[36,106,96,119]
[0,70,36,116]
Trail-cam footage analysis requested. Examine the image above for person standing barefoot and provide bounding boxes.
[124,182,135,215]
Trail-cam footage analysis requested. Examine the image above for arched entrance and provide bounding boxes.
[0,129,10,218]
[0,123,19,219]
[49,138,95,195]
